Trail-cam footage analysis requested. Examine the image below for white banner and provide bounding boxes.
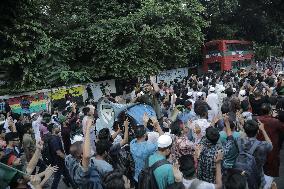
[87,80,116,102]
[156,67,188,83]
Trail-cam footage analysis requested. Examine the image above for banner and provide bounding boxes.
[49,85,85,110]
[156,67,188,83]
[87,80,116,102]
[0,92,49,114]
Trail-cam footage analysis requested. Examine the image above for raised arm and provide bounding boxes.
[258,121,272,144]
[82,118,92,170]
[150,76,160,93]
[214,150,223,189]
[120,118,129,146]
[152,117,164,136]
[26,141,43,175]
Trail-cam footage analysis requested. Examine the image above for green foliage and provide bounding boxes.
[0,0,207,94]
[254,43,283,61]
[202,0,284,47]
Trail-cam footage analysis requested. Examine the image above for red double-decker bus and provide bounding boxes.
[203,40,254,72]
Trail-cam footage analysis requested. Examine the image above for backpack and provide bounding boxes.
[234,140,261,189]
[138,159,170,189]
[42,134,52,165]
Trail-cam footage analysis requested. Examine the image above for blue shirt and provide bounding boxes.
[219,131,240,143]
[149,153,175,189]
[130,139,157,181]
[177,110,196,123]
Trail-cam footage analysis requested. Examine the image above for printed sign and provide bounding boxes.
[49,85,85,110]
[156,68,189,83]
[87,80,116,102]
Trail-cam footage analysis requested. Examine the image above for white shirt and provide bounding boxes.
[207,92,219,111]
[183,178,215,189]
[191,119,211,137]
[32,116,42,142]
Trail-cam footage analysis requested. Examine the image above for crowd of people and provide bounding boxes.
[1,65,284,189]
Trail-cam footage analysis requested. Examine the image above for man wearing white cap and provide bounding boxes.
[148,134,174,189]
[207,87,219,121]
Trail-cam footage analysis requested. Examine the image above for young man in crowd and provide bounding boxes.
[238,119,273,188]
[148,134,174,189]
[257,103,284,189]
[48,124,76,189]
[130,118,164,188]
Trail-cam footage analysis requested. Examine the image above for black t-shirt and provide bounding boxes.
[249,94,269,115]
[49,135,65,166]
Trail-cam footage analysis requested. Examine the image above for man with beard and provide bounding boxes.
[136,77,162,119]
[148,134,174,189]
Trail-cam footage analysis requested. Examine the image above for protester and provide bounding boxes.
[1,64,284,189]
[258,103,284,189]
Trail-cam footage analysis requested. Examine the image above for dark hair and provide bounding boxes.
[5,132,19,143]
[98,128,111,141]
[112,121,120,132]
[260,103,271,115]
[103,171,125,189]
[206,127,220,144]
[158,145,172,152]
[178,154,195,178]
[95,140,111,156]
[194,104,208,118]
[241,100,250,112]
[221,103,230,114]
[134,126,146,138]
[22,123,32,133]
[170,120,182,137]
[225,88,234,97]
[225,170,247,189]
[244,120,259,137]
[82,107,90,116]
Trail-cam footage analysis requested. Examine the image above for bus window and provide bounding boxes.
[208,62,221,72]
[206,44,219,52]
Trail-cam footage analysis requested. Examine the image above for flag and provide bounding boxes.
[0,163,18,189]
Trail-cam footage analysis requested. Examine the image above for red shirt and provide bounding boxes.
[257,115,284,177]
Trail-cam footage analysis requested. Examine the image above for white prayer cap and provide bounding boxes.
[209,87,215,92]
[187,92,193,96]
[239,90,246,96]
[71,135,84,144]
[197,92,203,97]
[157,135,172,148]
[31,113,37,118]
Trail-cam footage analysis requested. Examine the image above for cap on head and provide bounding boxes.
[197,92,203,97]
[31,113,37,118]
[187,92,193,97]
[239,90,246,96]
[209,87,215,92]
[157,134,172,148]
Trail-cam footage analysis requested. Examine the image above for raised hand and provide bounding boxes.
[143,113,149,124]
[36,140,44,151]
[124,117,130,128]
[173,162,183,182]
[215,150,223,163]
[30,175,41,188]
